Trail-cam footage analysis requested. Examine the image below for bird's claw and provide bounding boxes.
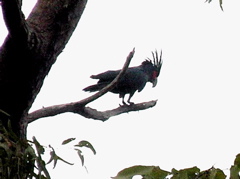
[119,102,134,107]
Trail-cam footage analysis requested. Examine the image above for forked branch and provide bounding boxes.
[1,0,28,40]
[26,49,158,124]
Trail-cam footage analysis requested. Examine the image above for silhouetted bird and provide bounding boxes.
[83,50,163,105]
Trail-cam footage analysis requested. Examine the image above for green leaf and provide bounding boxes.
[0,109,10,117]
[112,165,169,179]
[143,166,169,179]
[230,165,240,179]
[47,146,73,168]
[205,0,223,11]
[32,136,45,154]
[205,0,212,3]
[47,150,56,168]
[210,168,226,179]
[198,167,226,179]
[57,155,74,166]
[230,153,240,179]
[171,167,200,179]
[7,120,18,141]
[219,0,223,11]
[234,153,240,167]
[38,175,48,179]
[0,142,10,157]
[62,138,76,145]
[75,149,84,166]
[75,140,96,155]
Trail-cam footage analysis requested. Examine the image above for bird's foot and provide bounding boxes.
[119,102,127,107]
[128,102,134,105]
[119,101,134,107]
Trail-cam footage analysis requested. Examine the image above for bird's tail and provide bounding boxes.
[83,83,107,92]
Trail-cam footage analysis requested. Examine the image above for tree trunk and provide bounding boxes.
[0,0,87,178]
[0,0,87,137]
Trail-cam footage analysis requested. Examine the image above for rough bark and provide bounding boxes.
[0,0,88,137]
[27,100,157,123]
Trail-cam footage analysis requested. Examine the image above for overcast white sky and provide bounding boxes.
[1,0,240,178]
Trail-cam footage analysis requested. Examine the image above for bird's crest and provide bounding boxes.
[146,50,163,77]
[141,60,153,66]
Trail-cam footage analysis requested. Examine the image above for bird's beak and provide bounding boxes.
[152,78,158,87]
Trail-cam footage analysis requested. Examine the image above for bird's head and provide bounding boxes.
[142,50,163,87]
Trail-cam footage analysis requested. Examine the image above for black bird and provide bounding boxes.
[83,50,163,105]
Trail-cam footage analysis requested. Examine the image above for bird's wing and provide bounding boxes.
[90,70,120,82]
[117,68,148,92]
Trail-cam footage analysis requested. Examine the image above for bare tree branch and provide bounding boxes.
[1,0,28,40]
[78,100,157,121]
[27,100,157,123]
[26,49,158,123]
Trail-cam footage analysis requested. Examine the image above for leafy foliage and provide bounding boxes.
[0,115,95,179]
[32,137,51,178]
[113,154,240,179]
[205,0,223,10]
[31,137,96,178]
[230,154,240,179]
[74,140,97,155]
[0,120,35,179]
[62,138,76,145]
[47,145,74,169]
[113,165,227,179]
[112,165,169,179]
[63,138,96,166]
[171,167,200,179]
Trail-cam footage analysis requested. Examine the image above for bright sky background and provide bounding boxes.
[1,0,240,178]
